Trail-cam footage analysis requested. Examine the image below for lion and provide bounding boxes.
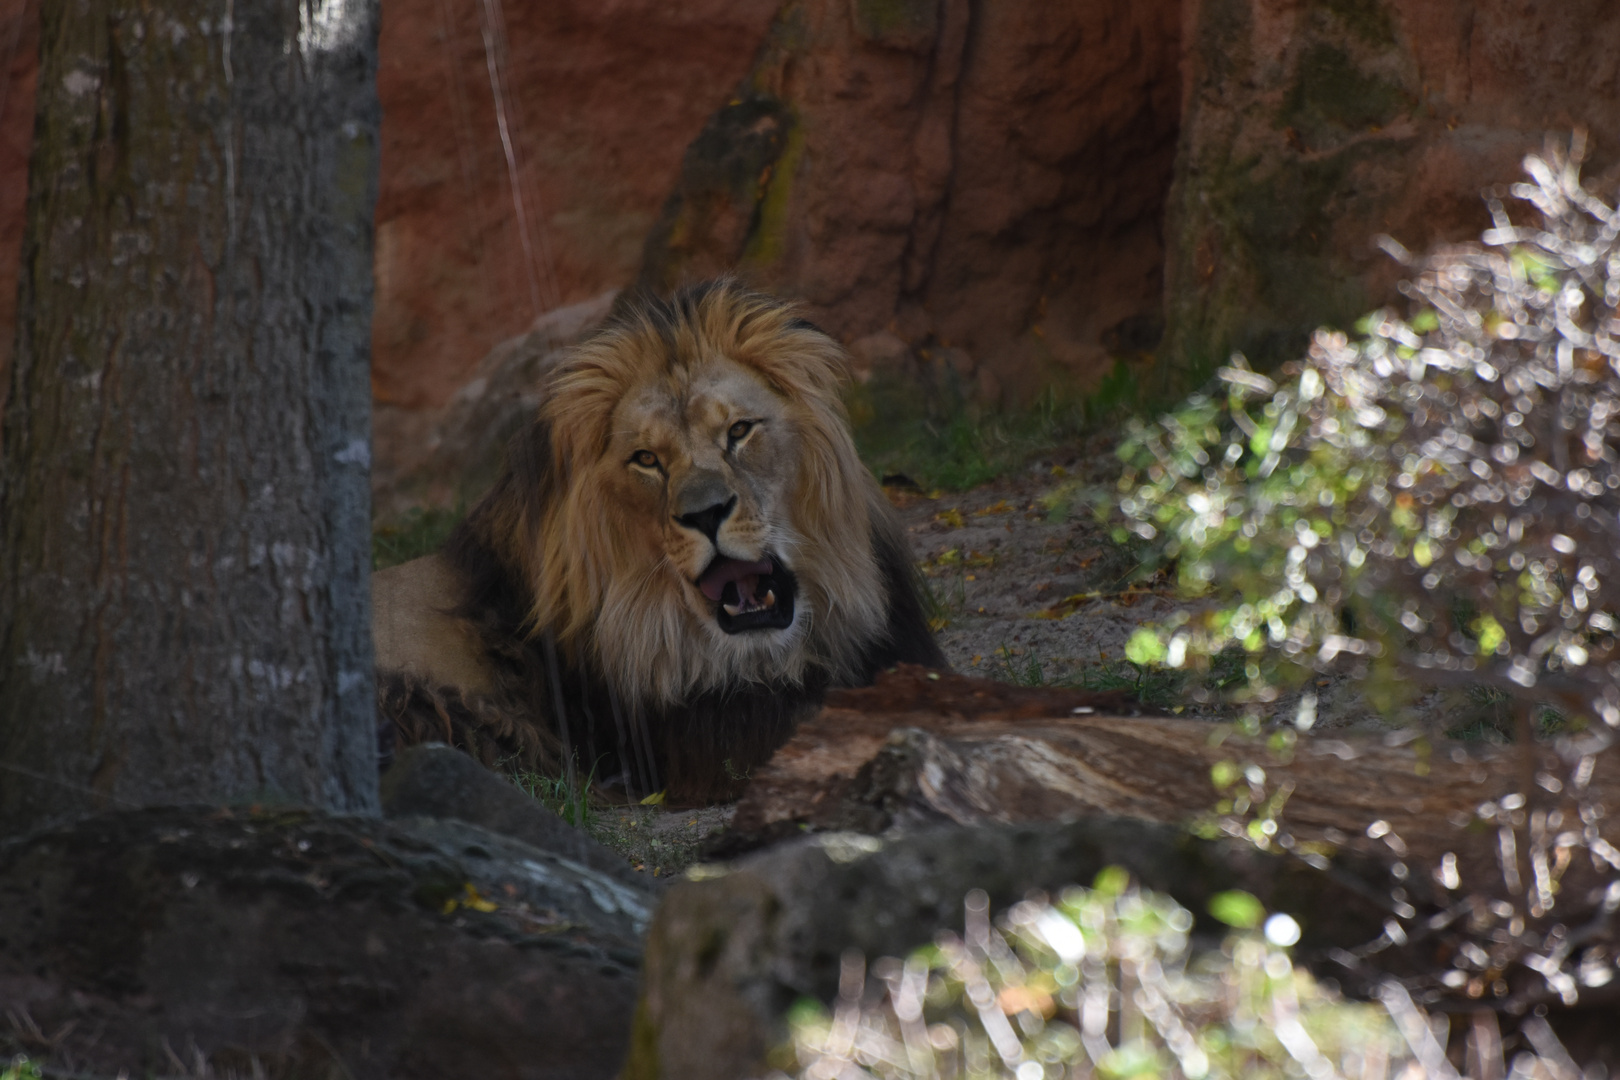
[373,281,946,803]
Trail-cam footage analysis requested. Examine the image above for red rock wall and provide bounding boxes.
[641,0,1185,403]
[6,0,1619,451]
[372,0,778,407]
[0,0,776,414]
[1160,0,1620,389]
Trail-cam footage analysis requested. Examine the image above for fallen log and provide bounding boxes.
[727,668,1620,891]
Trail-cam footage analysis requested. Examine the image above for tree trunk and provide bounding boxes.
[0,0,381,834]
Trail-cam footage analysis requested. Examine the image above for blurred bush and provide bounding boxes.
[772,874,1565,1080]
[1117,135,1620,732]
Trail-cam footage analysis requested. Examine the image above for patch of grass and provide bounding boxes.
[511,766,596,830]
[985,644,1047,687]
[1071,658,1191,711]
[849,376,1100,493]
[2,1058,42,1080]
[371,505,464,570]
[919,552,972,627]
[860,353,1167,493]
[983,643,1248,716]
[506,759,732,878]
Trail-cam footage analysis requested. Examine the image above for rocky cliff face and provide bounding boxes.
[371,0,777,407]
[3,0,1620,472]
[1161,0,1620,389]
[0,0,776,416]
[640,0,1184,403]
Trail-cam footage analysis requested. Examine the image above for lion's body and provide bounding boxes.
[374,283,945,802]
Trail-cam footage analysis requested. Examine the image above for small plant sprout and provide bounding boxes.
[1118,134,1620,731]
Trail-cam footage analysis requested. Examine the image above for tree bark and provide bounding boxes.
[0,0,381,833]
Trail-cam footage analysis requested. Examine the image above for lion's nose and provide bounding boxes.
[675,494,737,543]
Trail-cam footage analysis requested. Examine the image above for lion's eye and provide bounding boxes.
[630,450,660,469]
[727,420,755,444]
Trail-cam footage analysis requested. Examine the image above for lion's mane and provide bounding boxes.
[378,282,945,802]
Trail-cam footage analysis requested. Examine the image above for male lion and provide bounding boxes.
[374,282,946,803]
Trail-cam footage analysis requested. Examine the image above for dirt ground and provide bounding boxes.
[591,803,736,879]
[889,451,1507,739]
[889,452,1180,689]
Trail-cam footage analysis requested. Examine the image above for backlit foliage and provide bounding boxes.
[1118,136,1620,727]
[774,876,1572,1080]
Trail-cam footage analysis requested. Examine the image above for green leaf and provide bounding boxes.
[1208,890,1264,929]
[1098,1042,1165,1079]
[1093,865,1131,897]
[1125,628,1167,665]
[1250,422,1274,456]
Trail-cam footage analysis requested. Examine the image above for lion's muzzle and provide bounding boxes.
[697,554,798,634]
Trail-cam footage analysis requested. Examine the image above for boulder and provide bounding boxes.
[370,289,615,517]
[625,818,1389,1080]
[380,742,647,889]
[0,804,656,1079]
[1159,0,1620,390]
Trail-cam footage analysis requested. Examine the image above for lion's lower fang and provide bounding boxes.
[723,586,777,618]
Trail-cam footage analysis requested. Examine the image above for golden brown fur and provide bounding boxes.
[376,281,945,801]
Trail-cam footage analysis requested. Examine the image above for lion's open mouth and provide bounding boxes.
[696,554,797,634]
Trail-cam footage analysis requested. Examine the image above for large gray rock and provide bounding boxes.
[0,804,656,1079]
[624,817,1389,1080]
[381,742,646,889]
[370,291,615,519]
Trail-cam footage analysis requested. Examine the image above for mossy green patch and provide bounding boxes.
[618,996,661,1080]
[1284,44,1412,138]
[371,505,463,570]
[850,0,938,45]
[1163,135,1411,387]
[1315,0,1396,46]
[741,120,803,270]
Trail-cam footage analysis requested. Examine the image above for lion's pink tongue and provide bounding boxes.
[698,557,774,602]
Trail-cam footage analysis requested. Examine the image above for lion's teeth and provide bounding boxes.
[763,590,776,608]
[723,603,742,617]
